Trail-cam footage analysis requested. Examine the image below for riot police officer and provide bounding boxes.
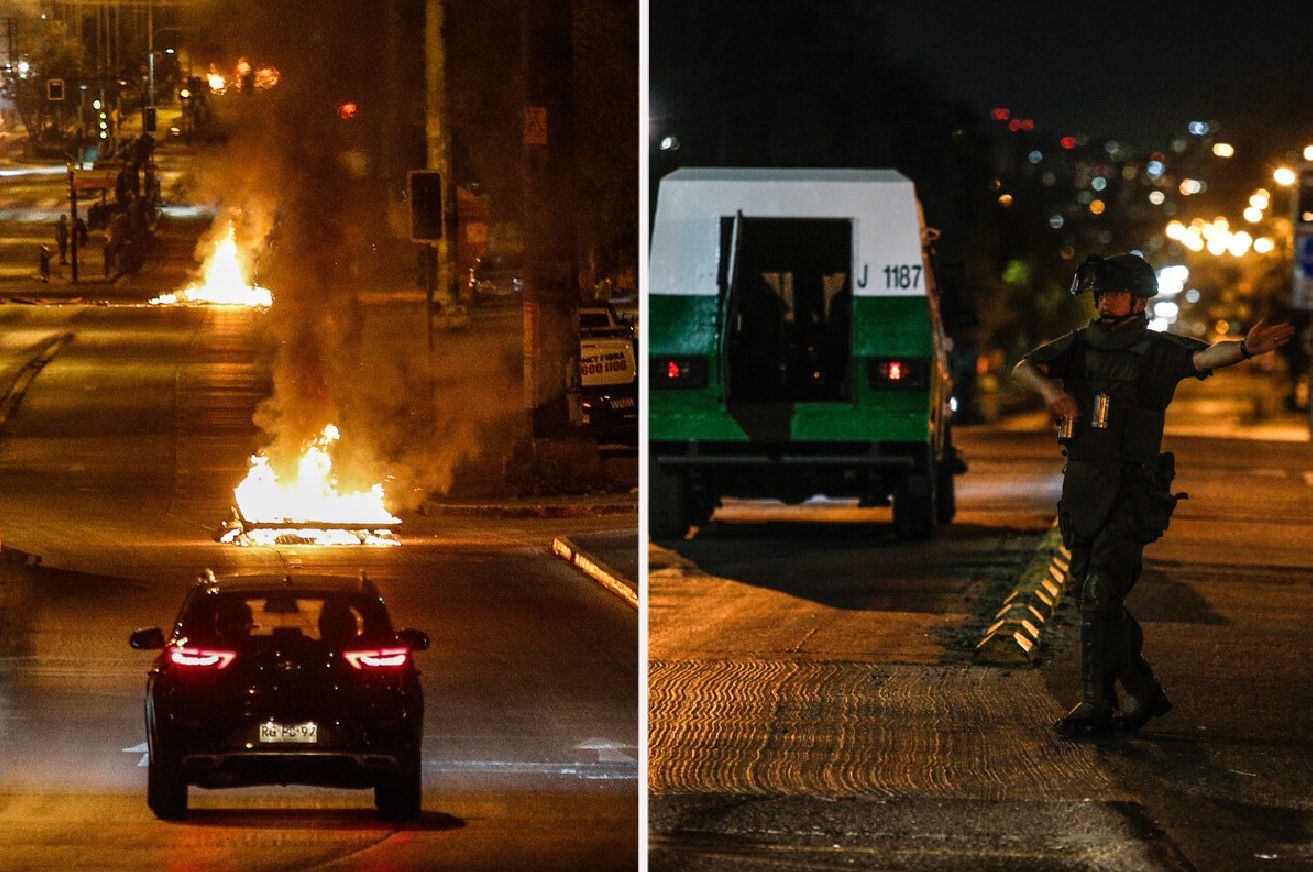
[1014,252,1294,738]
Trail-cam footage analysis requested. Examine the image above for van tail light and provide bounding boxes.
[169,647,237,669]
[867,357,929,390]
[344,647,409,669]
[651,356,707,388]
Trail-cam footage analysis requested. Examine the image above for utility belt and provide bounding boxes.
[1057,452,1188,549]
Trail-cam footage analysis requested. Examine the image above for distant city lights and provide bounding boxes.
[1212,142,1234,157]
[1179,179,1203,195]
[1027,150,1043,164]
[1149,191,1165,205]
[1254,237,1276,254]
[1188,121,1210,135]
[1274,166,1297,186]
[1156,264,1189,297]
[997,194,1013,207]
[1049,215,1064,229]
[1243,206,1263,223]
[1088,199,1106,215]
[1147,160,1165,176]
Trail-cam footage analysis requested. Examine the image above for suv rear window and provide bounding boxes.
[179,592,393,645]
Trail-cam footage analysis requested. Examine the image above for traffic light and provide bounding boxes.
[408,170,443,242]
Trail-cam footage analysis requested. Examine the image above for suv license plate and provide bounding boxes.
[259,722,318,744]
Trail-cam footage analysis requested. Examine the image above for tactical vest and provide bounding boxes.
[1063,328,1169,461]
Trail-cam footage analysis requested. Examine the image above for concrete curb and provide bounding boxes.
[422,499,634,519]
[0,333,71,430]
[974,521,1071,665]
[551,537,638,609]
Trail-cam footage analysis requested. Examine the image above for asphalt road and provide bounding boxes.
[0,302,638,870]
[649,369,1313,871]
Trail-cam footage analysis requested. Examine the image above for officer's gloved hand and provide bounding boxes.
[1043,386,1078,422]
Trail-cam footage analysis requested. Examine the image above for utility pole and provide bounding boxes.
[67,165,79,283]
[521,0,578,437]
[143,0,154,135]
[423,0,454,311]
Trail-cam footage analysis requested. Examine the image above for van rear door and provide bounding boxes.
[723,217,853,405]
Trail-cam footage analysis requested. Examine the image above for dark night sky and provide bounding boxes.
[874,0,1313,149]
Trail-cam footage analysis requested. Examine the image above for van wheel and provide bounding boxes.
[147,753,187,821]
[893,459,937,541]
[650,461,689,539]
[935,443,958,525]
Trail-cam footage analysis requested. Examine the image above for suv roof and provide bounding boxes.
[192,571,381,596]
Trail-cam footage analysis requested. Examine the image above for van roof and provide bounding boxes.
[663,167,910,185]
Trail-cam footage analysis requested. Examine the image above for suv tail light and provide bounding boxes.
[343,647,409,669]
[169,646,237,669]
[652,356,707,388]
[867,357,929,390]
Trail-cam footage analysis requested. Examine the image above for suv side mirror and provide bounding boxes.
[130,627,165,650]
[397,628,429,652]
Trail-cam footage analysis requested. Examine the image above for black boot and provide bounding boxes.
[1054,572,1117,739]
[1054,701,1116,737]
[1115,683,1172,733]
[1111,610,1170,733]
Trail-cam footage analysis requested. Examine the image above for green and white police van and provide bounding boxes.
[649,168,962,539]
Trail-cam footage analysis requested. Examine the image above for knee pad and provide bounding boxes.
[1079,571,1121,618]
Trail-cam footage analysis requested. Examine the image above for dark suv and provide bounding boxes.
[130,571,428,821]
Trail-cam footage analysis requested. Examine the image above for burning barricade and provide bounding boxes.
[150,222,273,308]
[217,425,401,546]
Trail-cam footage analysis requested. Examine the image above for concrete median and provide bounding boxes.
[551,536,637,608]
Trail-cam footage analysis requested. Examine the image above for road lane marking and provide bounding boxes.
[426,758,637,780]
[576,737,637,764]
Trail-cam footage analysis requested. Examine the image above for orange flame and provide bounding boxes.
[151,223,272,307]
[221,425,401,547]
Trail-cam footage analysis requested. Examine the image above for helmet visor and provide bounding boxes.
[1069,258,1106,295]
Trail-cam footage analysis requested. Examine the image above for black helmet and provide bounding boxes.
[1069,252,1157,298]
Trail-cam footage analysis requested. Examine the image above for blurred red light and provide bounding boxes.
[169,647,236,669]
[991,107,1010,121]
[337,101,359,120]
[1061,136,1076,150]
[1008,119,1023,132]
[1020,119,1034,131]
[666,360,681,380]
[888,361,903,381]
[344,648,408,669]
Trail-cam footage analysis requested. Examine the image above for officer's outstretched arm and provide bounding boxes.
[1192,318,1296,372]
[1013,359,1078,420]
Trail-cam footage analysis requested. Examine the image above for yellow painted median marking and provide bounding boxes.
[552,537,638,608]
[974,521,1071,665]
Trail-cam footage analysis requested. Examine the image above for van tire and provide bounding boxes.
[935,441,958,525]
[893,456,937,541]
[650,461,689,539]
